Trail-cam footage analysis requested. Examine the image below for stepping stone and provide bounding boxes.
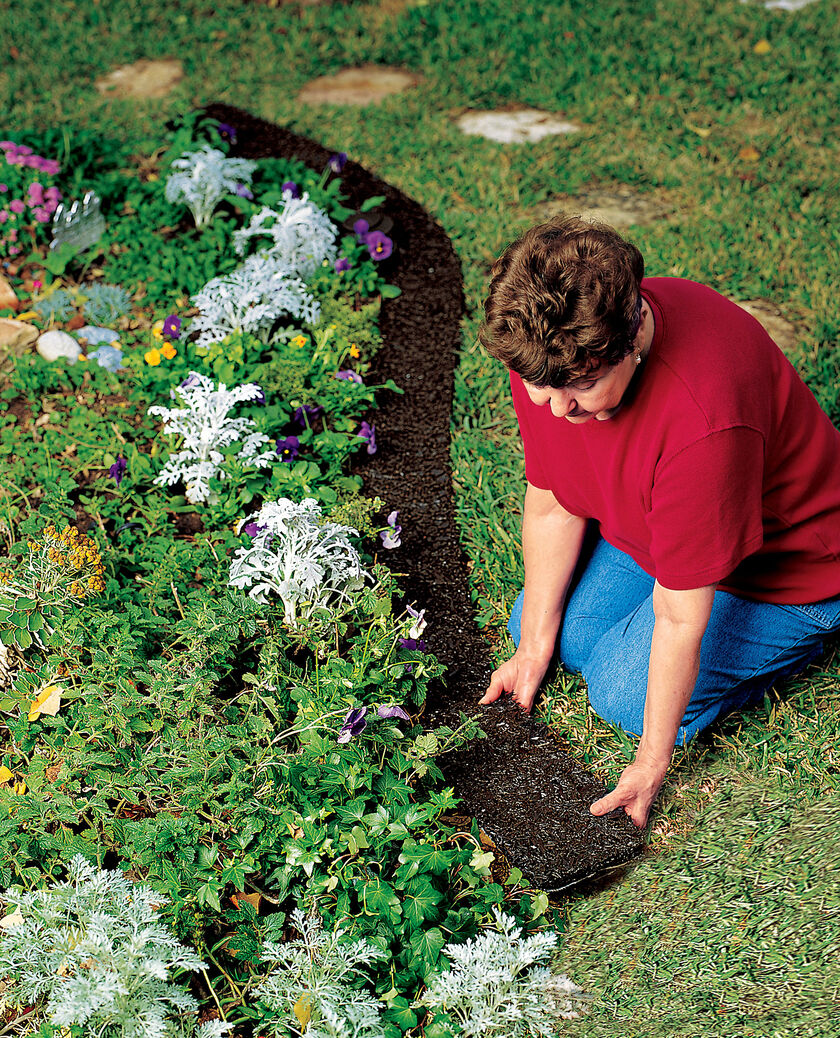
[456,109,579,144]
[532,187,671,229]
[95,59,184,99]
[297,66,421,106]
[737,299,800,354]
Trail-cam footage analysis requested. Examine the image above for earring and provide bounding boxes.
[634,352,641,366]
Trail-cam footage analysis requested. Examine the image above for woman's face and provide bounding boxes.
[522,350,640,424]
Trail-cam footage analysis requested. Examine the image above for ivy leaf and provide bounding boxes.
[403,877,443,929]
[383,996,417,1030]
[409,926,446,968]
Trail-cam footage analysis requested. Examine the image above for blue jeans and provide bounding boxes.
[508,537,840,746]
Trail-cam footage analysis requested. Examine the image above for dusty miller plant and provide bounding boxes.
[254,908,387,1038]
[189,252,320,350]
[165,144,258,228]
[0,854,230,1038]
[81,282,132,324]
[148,372,275,504]
[232,191,337,279]
[419,909,586,1037]
[229,498,367,625]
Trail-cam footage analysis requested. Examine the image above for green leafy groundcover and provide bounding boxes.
[0,115,554,1033]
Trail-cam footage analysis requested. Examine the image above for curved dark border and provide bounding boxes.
[205,104,643,889]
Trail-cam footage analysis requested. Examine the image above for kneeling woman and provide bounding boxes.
[478,215,840,828]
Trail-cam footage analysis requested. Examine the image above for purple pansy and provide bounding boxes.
[109,455,127,486]
[328,152,348,173]
[243,521,267,537]
[252,388,266,405]
[276,435,300,462]
[398,637,427,652]
[162,315,181,340]
[292,403,322,429]
[357,421,377,455]
[406,604,427,640]
[335,369,363,384]
[234,183,254,200]
[337,706,367,743]
[218,122,237,144]
[365,230,393,261]
[281,181,300,198]
[334,256,352,273]
[179,373,200,390]
[353,218,370,241]
[379,509,401,549]
[377,704,411,721]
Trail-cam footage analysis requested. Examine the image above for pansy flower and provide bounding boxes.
[160,341,177,360]
[328,152,348,173]
[398,636,427,652]
[109,455,127,486]
[334,256,352,273]
[292,403,322,429]
[218,122,237,144]
[144,348,162,366]
[406,604,427,640]
[234,183,254,200]
[337,706,367,743]
[242,521,267,537]
[162,315,181,340]
[353,218,370,241]
[282,181,300,198]
[276,435,300,463]
[377,704,411,721]
[380,509,401,549]
[335,369,363,384]
[357,420,377,455]
[365,231,393,261]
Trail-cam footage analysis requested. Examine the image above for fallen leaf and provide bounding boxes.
[293,994,312,1029]
[0,766,13,783]
[738,145,761,161]
[9,46,20,60]
[231,891,262,912]
[753,39,772,54]
[28,683,62,721]
[0,908,23,928]
[685,120,714,138]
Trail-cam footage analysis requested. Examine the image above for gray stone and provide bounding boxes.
[36,330,81,365]
[95,59,184,99]
[533,187,671,229]
[0,318,38,351]
[456,109,579,143]
[737,299,800,355]
[298,66,421,106]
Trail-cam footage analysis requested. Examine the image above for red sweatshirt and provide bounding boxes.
[511,277,840,603]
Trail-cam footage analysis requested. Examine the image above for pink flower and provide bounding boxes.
[28,182,44,204]
[0,212,7,224]
[9,199,25,214]
[0,184,7,193]
[8,245,20,255]
[33,207,50,223]
[41,159,60,176]
[45,186,60,200]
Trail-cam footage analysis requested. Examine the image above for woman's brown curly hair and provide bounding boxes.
[479,214,645,387]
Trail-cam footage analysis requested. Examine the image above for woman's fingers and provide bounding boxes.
[480,657,547,712]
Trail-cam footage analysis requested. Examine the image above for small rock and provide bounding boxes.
[456,108,580,144]
[36,330,81,365]
[298,66,421,106]
[76,325,120,345]
[737,299,799,354]
[0,274,18,312]
[532,187,671,229]
[0,318,38,351]
[95,59,184,99]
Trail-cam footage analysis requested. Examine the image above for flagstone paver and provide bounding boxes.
[456,109,580,144]
[297,66,421,106]
[532,186,671,229]
[737,299,800,354]
[95,59,184,99]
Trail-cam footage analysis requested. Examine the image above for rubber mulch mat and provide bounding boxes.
[205,104,644,890]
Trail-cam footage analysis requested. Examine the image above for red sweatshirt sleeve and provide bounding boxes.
[510,371,552,490]
[648,426,766,590]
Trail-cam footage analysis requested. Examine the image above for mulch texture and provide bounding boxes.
[205,104,644,890]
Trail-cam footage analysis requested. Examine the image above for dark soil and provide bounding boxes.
[206,104,644,891]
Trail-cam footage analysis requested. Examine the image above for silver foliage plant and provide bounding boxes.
[0,855,230,1038]
[233,191,337,279]
[254,908,387,1038]
[420,910,586,1037]
[82,282,132,325]
[189,252,320,351]
[229,498,367,625]
[165,144,258,228]
[148,372,275,505]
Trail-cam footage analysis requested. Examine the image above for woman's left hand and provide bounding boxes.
[589,759,668,828]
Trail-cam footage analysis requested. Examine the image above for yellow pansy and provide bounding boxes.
[151,320,165,340]
[145,348,162,366]
[291,335,308,348]
[160,341,177,360]
[349,343,360,359]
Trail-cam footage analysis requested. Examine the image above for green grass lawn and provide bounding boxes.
[5,0,840,1032]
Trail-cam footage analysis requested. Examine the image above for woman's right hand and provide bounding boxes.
[480,648,553,715]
